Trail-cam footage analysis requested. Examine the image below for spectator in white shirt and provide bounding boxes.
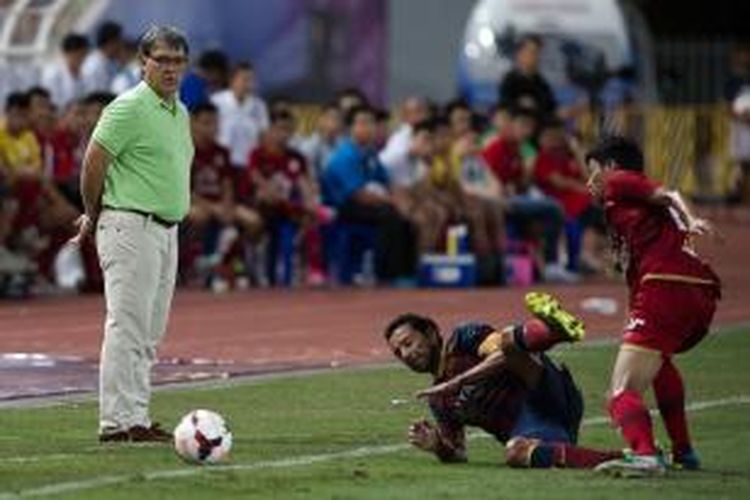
[41,33,90,109]
[81,21,123,93]
[211,62,269,169]
[379,96,429,186]
[110,39,141,95]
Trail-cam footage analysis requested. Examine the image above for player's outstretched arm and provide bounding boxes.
[416,338,508,400]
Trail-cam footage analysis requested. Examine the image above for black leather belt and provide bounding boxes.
[103,206,179,228]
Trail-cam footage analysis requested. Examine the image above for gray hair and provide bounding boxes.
[138,25,189,57]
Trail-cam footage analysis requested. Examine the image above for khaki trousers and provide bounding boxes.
[96,209,178,432]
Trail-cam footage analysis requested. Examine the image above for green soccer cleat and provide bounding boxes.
[525,292,585,343]
[594,453,667,478]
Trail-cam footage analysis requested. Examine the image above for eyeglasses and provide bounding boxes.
[148,55,188,68]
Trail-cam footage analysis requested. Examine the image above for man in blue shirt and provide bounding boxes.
[179,49,229,111]
[323,105,416,283]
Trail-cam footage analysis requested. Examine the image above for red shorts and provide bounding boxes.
[623,280,719,355]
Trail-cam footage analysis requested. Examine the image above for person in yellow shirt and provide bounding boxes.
[0,92,42,182]
[0,92,45,234]
[425,116,505,283]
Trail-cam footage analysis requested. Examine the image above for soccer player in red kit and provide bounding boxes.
[584,136,721,477]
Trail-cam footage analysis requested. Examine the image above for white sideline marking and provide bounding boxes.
[0,454,89,465]
[1,394,749,498]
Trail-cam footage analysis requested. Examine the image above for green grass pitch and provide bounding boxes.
[1,327,749,499]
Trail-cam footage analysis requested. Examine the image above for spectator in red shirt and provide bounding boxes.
[247,109,316,223]
[53,104,87,208]
[534,120,591,218]
[28,87,80,223]
[481,103,511,146]
[482,107,536,193]
[534,120,606,272]
[482,108,574,283]
[57,99,88,184]
[247,109,321,285]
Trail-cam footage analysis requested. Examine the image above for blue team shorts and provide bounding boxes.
[510,355,583,444]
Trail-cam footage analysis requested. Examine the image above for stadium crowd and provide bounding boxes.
[0,24,612,296]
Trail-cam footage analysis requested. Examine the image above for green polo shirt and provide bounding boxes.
[93,81,194,222]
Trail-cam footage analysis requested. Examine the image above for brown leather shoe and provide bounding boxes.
[129,423,172,443]
[99,430,130,443]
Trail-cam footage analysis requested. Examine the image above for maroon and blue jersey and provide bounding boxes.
[428,322,583,461]
[429,323,528,445]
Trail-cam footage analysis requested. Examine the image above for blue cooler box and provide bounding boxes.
[419,254,477,288]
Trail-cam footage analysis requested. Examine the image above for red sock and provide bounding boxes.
[508,439,622,469]
[609,389,657,456]
[653,358,692,455]
[513,319,562,352]
[552,443,623,469]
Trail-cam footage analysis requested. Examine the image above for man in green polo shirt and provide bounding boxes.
[72,26,194,443]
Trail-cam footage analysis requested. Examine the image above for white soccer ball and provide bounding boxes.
[173,409,233,464]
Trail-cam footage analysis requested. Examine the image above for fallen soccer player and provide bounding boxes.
[384,292,623,469]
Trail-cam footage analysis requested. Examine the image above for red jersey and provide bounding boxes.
[602,170,720,291]
[246,146,308,202]
[191,142,232,201]
[534,147,592,218]
[34,128,78,182]
[482,136,524,189]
